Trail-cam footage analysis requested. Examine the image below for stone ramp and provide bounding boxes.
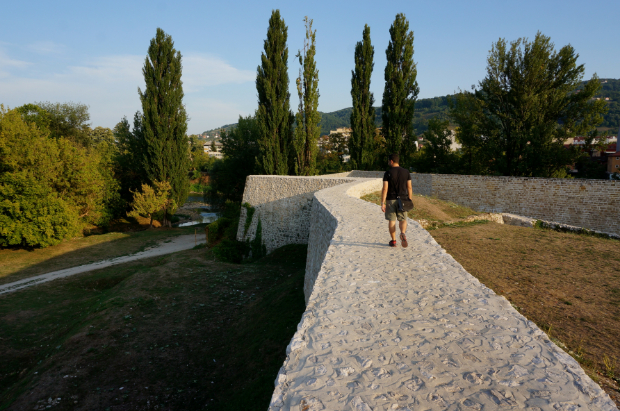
[269,179,617,410]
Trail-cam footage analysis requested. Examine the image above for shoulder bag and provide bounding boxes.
[395,169,414,212]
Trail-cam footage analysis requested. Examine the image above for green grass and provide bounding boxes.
[0,224,208,286]
[0,244,307,410]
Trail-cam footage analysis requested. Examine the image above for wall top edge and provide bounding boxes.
[246,175,380,180]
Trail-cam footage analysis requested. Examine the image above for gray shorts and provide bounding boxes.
[384,199,406,221]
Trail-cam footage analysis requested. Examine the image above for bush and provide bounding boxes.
[0,173,80,247]
[212,238,249,263]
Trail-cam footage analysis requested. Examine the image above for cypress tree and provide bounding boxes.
[292,16,320,176]
[256,10,294,175]
[349,24,376,170]
[382,13,419,163]
[138,28,189,222]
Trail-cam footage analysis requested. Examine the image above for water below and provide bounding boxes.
[177,211,219,227]
[186,194,205,203]
[177,195,219,227]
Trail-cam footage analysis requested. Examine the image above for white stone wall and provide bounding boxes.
[236,176,358,253]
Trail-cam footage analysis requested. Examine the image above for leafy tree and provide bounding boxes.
[0,173,79,248]
[381,13,419,164]
[450,32,607,177]
[413,117,458,173]
[349,24,376,171]
[1,106,114,225]
[139,28,190,210]
[128,181,176,228]
[292,16,320,176]
[14,103,51,133]
[209,116,260,204]
[36,101,92,147]
[113,113,149,206]
[89,126,115,145]
[256,10,294,175]
[0,106,117,246]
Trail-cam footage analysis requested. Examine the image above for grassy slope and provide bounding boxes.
[360,190,482,225]
[0,225,207,286]
[0,244,307,411]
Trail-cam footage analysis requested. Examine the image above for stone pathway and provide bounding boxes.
[269,180,617,410]
[0,234,205,295]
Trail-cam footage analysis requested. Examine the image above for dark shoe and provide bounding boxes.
[389,240,397,247]
[400,233,408,248]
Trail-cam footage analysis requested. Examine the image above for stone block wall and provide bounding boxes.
[425,174,620,236]
[236,175,359,253]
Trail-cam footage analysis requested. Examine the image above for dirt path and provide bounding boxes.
[0,235,206,295]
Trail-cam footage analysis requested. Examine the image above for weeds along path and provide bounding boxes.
[0,235,205,295]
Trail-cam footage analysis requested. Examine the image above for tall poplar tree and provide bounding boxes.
[138,28,189,218]
[349,24,376,170]
[382,13,419,163]
[256,10,294,175]
[292,16,320,176]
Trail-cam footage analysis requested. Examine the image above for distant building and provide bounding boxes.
[329,127,352,139]
[204,141,224,159]
[608,151,620,174]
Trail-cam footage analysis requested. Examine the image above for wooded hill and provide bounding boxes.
[204,78,620,137]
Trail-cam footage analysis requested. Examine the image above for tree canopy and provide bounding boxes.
[349,24,376,170]
[381,13,419,164]
[450,32,607,177]
[292,16,320,176]
[255,9,294,175]
[139,27,190,210]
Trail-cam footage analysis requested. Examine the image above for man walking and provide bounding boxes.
[381,153,413,247]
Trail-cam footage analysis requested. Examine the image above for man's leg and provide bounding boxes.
[399,218,408,248]
[388,221,396,241]
[399,219,407,234]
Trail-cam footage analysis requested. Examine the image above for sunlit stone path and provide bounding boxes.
[268,178,617,410]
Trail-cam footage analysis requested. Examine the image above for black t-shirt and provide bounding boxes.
[383,166,411,200]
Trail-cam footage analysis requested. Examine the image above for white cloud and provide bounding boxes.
[182,54,255,92]
[0,49,255,132]
[0,49,31,69]
[27,41,67,55]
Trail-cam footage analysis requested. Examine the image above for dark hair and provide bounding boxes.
[388,153,400,163]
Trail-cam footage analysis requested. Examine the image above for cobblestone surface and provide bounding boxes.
[269,178,617,411]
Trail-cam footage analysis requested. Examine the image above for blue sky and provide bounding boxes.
[1,0,619,134]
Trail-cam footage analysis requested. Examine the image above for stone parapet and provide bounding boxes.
[426,174,620,236]
[237,175,358,253]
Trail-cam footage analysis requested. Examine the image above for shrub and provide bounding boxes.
[212,238,249,263]
[0,173,80,247]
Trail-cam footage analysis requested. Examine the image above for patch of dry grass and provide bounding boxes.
[361,190,483,226]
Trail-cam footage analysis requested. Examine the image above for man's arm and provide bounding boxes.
[407,180,413,201]
[381,181,388,212]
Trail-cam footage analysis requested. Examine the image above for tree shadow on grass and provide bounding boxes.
[0,224,209,287]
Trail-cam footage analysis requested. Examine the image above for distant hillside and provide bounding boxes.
[206,79,619,137]
[319,95,450,135]
[588,78,620,134]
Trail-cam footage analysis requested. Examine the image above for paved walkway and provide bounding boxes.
[270,180,617,410]
[0,234,205,295]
